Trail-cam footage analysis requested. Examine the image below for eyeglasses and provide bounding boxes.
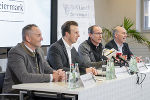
[93,32,103,35]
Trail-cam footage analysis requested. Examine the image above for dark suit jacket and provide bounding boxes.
[47,39,87,74]
[105,39,133,60]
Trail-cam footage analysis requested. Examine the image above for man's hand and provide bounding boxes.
[122,55,127,60]
[57,69,66,81]
[86,67,98,75]
[52,69,65,82]
[136,56,142,63]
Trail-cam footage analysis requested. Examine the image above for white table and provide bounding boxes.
[13,69,150,100]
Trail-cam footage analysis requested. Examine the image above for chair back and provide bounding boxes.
[0,72,5,93]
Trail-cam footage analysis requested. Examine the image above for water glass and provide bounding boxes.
[144,57,150,66]
[65,71,70,83]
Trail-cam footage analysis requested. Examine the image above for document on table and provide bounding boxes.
[115,66,129,78]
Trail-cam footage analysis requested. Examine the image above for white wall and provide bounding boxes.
[94,0,150,57]
[95,0,136,29]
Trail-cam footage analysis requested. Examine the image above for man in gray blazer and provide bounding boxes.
[47,21,97,75]
[3,24,65,95]
[78,25,107,69]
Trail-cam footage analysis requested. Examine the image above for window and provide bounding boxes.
[143,0,150,30]
[137,0,150,32]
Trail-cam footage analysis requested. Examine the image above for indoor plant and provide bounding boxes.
[102,17,150,47]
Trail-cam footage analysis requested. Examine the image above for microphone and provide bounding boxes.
[103,48,116,59]
[112,56,118,62]
[116,54,128,65]
[112,56,125,67]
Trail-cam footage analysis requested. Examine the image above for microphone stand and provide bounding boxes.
[112,56,124,67]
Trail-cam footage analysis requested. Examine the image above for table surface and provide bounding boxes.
[12,72,132,95]
[12,68,150,100]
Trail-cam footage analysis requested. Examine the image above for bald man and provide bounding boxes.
[78,25,107,69]
[105,26,133,60]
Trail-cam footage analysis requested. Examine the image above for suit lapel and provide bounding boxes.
[122,43,126,54]
[58,39,70,64]
[112,40,119,51]
[71,48,75,63]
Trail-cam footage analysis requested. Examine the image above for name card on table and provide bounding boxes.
[115,66,129,78]
[145,63,150,68]
[80,73,96,88]
[137,62,148,72]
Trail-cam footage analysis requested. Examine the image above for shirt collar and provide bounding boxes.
[87,37,101,49]
[24,44,35,53]
[62,38,73,50]
[114,39,123,49]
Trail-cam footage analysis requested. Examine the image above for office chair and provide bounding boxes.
[0,72,20,100]
[0,72,5,93]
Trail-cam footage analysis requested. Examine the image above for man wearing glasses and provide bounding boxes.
[78,25,107,69]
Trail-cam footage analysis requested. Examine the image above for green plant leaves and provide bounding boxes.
[102,17,150,47]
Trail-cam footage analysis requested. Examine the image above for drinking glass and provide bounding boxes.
[65,71,70,83]
[144,57,150,66]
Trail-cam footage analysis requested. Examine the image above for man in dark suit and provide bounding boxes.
[105,26,133,60]
[47,21,97,75]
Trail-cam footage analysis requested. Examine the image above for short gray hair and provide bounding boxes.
[112,28,119,39]
[22,24,38,41]
[113,26,123,39]
[88,25,100,34]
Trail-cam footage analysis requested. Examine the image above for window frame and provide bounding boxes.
[141,0,150,33]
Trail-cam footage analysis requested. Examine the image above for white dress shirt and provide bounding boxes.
[114,40,123,53]
[62,38,73,67]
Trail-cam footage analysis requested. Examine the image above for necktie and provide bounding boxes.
[34,52,40,73]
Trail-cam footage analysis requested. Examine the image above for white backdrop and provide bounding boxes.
[0,0,51,47]
[57,0,95,50]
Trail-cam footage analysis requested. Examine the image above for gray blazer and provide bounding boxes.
[78,40,107,68]
[3,43,53,93]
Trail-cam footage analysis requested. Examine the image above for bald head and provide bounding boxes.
[113,26,127,37]
[113,26,127,45]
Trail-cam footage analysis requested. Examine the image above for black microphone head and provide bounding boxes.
[117,55,128,64]
[112,56,117,61]
[116,54,119,58]
[116,54,123,60]
[116,54,122,58]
